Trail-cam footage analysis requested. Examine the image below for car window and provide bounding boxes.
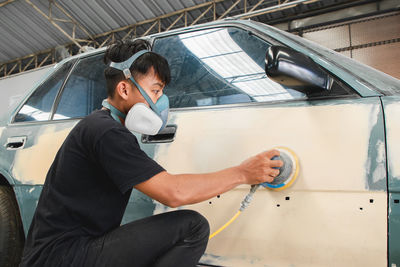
[53,54,107,120]
[14,61,74,122]
[153,27,307,108]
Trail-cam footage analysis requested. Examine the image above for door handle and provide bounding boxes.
[141,125,177,144]
[5,136,27,150]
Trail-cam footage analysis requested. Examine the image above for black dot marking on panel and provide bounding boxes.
[370,199,374,203]
[217,195,220,198]
[285,197,290,200]
[209,201,212,204]
[394,199,399,204]
[360,207,363,210]
[277,204,280,207]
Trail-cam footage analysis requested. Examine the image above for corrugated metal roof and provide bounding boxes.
[0,0,208,63]
[0,0,376,69]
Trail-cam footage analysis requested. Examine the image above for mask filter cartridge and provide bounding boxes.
[125,103,163,136]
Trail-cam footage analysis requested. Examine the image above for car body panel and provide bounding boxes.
[0,165,16,185]
[13,185,43,234]
[389,192,400,266]
[383,96,400,191]
[0,121,78,185]
[147,97,387,266]
[381,96,400,265]
[0,120,78,234]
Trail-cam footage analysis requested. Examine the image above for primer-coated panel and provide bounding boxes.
[0,121,78,185]
[151,98,387,266]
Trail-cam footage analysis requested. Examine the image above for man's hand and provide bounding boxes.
[237,149,283,185]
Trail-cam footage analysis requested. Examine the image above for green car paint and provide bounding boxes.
[381,96,400,266]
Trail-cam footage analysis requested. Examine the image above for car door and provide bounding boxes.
[149,26,387,266]
[1,53,111,234]
[0,60,77,233]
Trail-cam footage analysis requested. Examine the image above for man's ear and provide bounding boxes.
[115,81,129,100]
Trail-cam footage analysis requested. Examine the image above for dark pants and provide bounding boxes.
[84,210,210,267]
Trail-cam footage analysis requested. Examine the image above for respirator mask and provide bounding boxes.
[102,50,169,136]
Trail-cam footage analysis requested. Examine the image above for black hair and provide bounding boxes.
[103,39,170,98]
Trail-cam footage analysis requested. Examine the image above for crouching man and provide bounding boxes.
[20,39,282,267]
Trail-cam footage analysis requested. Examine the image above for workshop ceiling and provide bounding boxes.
[0,0,208,63]
[0,0,385,77]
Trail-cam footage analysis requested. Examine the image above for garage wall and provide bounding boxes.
[301,12,400,79]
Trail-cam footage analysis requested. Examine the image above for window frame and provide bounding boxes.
[11,50,107,125]
[50,52,107,121]
[150,23,360,112]
[11,58,78,125]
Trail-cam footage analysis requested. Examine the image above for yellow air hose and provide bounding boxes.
[209,185,260,240]
[209,211,241,240]
[208,147,300,240]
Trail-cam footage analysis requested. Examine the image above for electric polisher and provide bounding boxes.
[209,147,300,240]
[260,147,300,191]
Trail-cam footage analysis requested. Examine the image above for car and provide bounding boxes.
[0,19,399,267]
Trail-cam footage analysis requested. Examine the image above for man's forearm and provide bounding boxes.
[135,167,246,208]
[168,166,246,206]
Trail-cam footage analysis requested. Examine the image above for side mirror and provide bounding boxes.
[265,46,333,95]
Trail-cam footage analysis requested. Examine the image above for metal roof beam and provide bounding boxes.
[234,0,320,19]
[0,0,15,8]
[25,0,98,50]
[218,0,242,19]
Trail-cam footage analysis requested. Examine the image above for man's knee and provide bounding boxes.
[191,210,210,237]
[177,210,210,242]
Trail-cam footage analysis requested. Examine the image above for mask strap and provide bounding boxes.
[109,50,149,79]
[128,77,161,116]
[102,99,126,124]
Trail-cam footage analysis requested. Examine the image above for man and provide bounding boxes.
[20,39,282,267]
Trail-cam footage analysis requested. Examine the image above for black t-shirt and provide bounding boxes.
[20,109,165,267]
